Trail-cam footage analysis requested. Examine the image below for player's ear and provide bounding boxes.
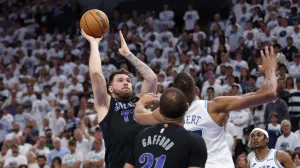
[185,102,189,111]
[195,87,200,97]
[108,85,113,93]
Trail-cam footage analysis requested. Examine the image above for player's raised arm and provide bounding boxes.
[209,46,278,115]
[81,29,110,123]
[118,31,158,97]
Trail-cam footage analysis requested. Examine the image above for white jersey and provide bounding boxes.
[184,100,234,168]
[250,149,283,168]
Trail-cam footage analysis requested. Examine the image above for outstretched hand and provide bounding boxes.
[81,29,103,43]
[118,30,131,56]
[138,93,159,109]
[258,46,279,76]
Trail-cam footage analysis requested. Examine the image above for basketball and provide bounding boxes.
[80,9,109,38]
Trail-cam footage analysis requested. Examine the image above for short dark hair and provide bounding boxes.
[159,87,187,119]
[108,68,130,85]
[172,73,196,104]
[292,151,300,160]
[37,155,46,160]
[207,87,214,92]
[68,139,76,147]
[273,43,281,49]
[249,75,257,81]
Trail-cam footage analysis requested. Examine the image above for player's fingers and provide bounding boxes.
[81,29,86,36]
[264,46,269,58]
[275,53,279,63]
[260,50,266,60]
[270,46,274,58]
[258,65,264,73]
[119,30,124,42]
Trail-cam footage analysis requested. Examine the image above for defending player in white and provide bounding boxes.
[249,128,295,168]
[134,46,280,168]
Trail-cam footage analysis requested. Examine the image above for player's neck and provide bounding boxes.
[163,117,185,126]
[255,147,270,160]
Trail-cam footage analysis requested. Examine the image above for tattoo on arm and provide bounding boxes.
[125,53,152,77]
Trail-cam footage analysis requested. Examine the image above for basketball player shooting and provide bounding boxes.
[81,29,158,168]
[249,128,295,168]
[124,88,207,168]
[134,46,279,168]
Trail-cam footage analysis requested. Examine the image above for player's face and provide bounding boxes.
[250,131,268,149]
[109,74,133,99]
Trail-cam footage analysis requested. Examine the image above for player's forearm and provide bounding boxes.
[89,42,103,76]
[256,70,277,101]
[134,102,161,125]
[124,52,157,81]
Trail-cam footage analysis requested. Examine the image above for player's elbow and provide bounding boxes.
[134,113,145,125]
[145,75,158,83]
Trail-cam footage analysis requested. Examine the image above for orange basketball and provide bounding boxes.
[80,9,109,38]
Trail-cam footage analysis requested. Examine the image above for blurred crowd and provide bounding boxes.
[0,0,300,167]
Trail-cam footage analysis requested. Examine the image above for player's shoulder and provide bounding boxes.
[274,149,290,162]
[275,149,289,158]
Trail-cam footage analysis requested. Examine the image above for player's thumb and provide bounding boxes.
[258,65,264,73]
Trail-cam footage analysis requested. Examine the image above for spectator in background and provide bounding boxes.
[53,108,66,137]
[289,78,300,132]
[251,105,265,129]
[47,138,69,166]
[286,76,295,92]
[266,112,281,149]
[14,104,32,132]
[295,119,300,138]
[4,144,28,167]
[84,139,105,168]
[282,36,298,62]
[277,64,290,80]
[243,75,258,93]
[264,92,289,123]
[51,157,62,168]
[275,120,300,151]
[292,151,300,168]
[74,129,90,160]
[235,154,248,168]
[289,54,300,78]
[273,43,288,66]
[224,113,238,156]
[183,4,199,33]
[277,78,290,105]
[62,140,82,168]
[0,109,12,148]
[159,4,175,29]
[30,137,50,157]
[229,103,250,158]
[27,151,39,168]
[37,155,49,168]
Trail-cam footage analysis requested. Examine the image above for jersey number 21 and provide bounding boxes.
[139,153,166,168]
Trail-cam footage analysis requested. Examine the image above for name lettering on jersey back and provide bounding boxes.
[142,135,174,151]
[114,101,136,111]
[185,115,201,125]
